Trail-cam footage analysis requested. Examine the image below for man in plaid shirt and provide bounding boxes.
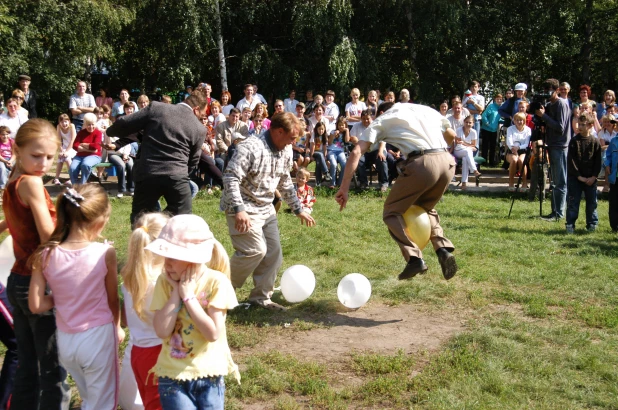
[221,112,315,311]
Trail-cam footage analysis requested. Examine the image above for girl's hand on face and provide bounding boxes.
[178,264,198,299]
[165,270,180,290]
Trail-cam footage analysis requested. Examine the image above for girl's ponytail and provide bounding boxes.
[207,240,231,279]
[121,213,169,321]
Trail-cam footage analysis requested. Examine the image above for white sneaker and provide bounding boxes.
[53,178,61,185]
[64,181,72,186]
[116,192,124,198]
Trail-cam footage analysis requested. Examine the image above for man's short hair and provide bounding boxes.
[229,108,240,115]
[544,78,560,91]
[270,112,299,133]
[184,89,208,110]
[579,112,595,124]
[377,102,395,115]
[161,95,172,104]
[244,84,253,90]
[360,110,370,117]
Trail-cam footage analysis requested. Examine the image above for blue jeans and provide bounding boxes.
[6,273,70,410]
[327,149,346,186]
[108,154,134,193]
[0,161,10,189]
[158,376,225,410]
[548,148,568,218]
[566,175,598,228]
[313,151,328,183]
[69,155,101,185]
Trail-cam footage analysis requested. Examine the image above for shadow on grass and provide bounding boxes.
[229,297,403,329]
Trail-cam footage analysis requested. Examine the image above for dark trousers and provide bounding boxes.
[480,128,497,165]
[0,283,17,410]
[131,175,192,225]
[6,274,69,410]
[359,149,388,187]
[609,183,618,231]
[566,175,598,228]
[199,155,223,188]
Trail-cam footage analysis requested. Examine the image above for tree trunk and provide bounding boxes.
[214,0,228,91]
[580,0,593,84]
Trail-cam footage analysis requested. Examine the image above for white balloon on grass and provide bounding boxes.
[337,273,372,309]
[0,236,15,287]
[280,265,315,303]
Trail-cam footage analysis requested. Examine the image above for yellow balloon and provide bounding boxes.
[403,205,431,249]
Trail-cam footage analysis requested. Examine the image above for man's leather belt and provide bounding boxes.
[407,148,447,157]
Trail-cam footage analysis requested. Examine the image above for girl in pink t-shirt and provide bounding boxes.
[0,125,15,189]
[29,184,123,409]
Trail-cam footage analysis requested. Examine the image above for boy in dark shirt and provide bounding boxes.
[566,112,603,233]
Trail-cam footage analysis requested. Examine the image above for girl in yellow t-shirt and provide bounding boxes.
[146,214,239,410]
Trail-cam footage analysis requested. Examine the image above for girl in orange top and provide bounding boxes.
[0,118,69,409]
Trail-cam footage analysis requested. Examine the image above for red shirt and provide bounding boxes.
[73,128,103,157]
[2,175,56,276]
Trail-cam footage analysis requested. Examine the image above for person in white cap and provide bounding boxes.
[499,82,528,127]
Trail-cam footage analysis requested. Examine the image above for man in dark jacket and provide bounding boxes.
[18,75,37,118]
[107,89,208,224]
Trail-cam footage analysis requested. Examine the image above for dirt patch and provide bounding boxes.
[235,303,465,364]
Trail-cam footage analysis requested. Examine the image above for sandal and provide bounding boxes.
[252,299,287,311]
[508,186,515,192]
[473,170,482,177]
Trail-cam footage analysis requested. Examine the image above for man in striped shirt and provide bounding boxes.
[221,112,315,311]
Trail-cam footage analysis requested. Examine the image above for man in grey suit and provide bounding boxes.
[106,88,208,225]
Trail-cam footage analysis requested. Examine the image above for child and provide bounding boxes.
[240,106,252,127]
[506,112,531,191]
[566,112,603,233]
[29,184,122,409]
[146,214,240,410]
[121,213,170,410]
[310,122,331,185]
[326,117,349,188]
[54,113,77,185]
[605,118,618,231]
[0,126,15,192]
[0,118,69,408]
[296,167,315,214]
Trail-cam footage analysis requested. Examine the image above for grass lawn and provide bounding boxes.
[5,187,618,409]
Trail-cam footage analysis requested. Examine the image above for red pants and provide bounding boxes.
[131,344,162,410]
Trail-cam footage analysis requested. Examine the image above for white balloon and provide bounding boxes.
[280,265,315,303]
[337,273,372,309]
[0,236,15,287]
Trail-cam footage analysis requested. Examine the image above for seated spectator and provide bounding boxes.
[11,89,29,118]
[284,90,298,113]
[324,90,339,123]
[385,143,403,184]
[251,103,271,130]
[0,98,27,138]
[366,90,379,118]
[453,115,481,190]
[108,104,136,197]
[96,87,113,108]
[439,100,449,117]
[208,101,226,128]
[295,167,315,214]
[505,112,531,192]
[215,108,248,162]
[136,94,150,110]
[53,114,76,185]
[308,104,331,135]
[516,100,535,130]
[309,121,331,184]
[69,113,102,185]
[294,102,306,120]
[198,113,223,190]
[240,106,253,130]
[384,91,396,103]
[597,90,616,120]
[447,101,465,131]
[0,126,14,191]
[352,110,388,191]
[250,115,265,137]
[111,89,138,122]
[345,88,367,129]
[220,91,234,116]
[273,99,285,115]
[326,117,349,188]
[446,95,471,117]
[580,102,601,134]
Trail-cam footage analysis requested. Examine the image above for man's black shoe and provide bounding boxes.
[541,213,560,222]
[398,257,428,280]
[436,248,458,280]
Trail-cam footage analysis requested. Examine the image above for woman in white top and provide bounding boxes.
[453,115,481,190]
[0,98,27,139]
[345,88,367,128]
[283,90,299,113]
[208,101,226,128]
[220,91,234,117]
[506,112,531,191]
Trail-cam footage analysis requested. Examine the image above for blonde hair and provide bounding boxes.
[513,112,527,123]
[30,184,111,270]
[121,213,169,321]
[83,113,97,125]
[207,240,231,279]
[297,167,310,179]
[13,119,60,177]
